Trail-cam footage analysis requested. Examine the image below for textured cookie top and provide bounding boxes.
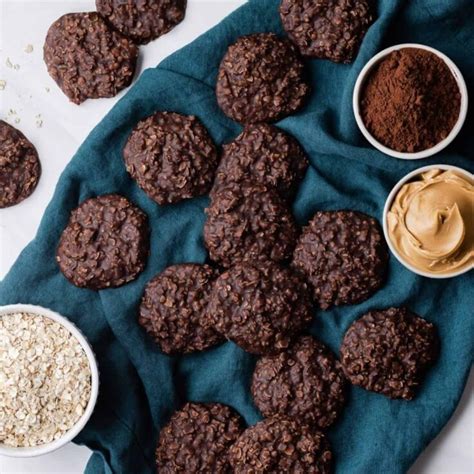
[340,307,439,400]
[96,0,186,44]
[229,416,332,473]
[156,402,244,473]
[252,335,347,429]
[138,263,223,354]
[56,194,149,290]
[44,12,138,104]
[204,181,298,268]
[292,210,388,309]
[216,33,310,123]
[206,261,313,355]
[0,120,41,208]
[211,123,308,199]
[123,112,218,205]
[280,0,374,63]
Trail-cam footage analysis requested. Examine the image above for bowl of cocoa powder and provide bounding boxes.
[353,44,468,159]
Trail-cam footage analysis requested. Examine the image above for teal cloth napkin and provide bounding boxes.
[1,0,473,472]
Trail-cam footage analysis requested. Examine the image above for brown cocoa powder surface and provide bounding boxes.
[360,48,461,153]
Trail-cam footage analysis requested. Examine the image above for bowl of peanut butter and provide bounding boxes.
[383,164,473,278]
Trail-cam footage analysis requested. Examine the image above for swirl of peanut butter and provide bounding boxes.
[387,169,473,275]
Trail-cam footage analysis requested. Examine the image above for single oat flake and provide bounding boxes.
[0,312,92,447]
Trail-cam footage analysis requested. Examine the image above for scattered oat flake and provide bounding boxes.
[13,64,20,71]
[45,87,50,93]
[24,44,34,54]
[0,80,6,90]
[14,118,20,124]
[6,57,13,68]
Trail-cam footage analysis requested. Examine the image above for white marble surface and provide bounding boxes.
[0,1,472,472]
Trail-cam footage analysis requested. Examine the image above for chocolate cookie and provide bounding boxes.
[206,261,312,355]
[211,123,308,199]
[280,0,374,63]
[229,416,332,473]
[56,194,149,290]
[292,210,388,309]
[123,112,218,205]
[44,12,138,104]
[340,307,439,400]
[138,264,223,354]
[156,402,244,473]
[96,0,186,44]
[252,335,347,429]
[204,181,297,268]
[216,33,310,123]
[0,121,41,208]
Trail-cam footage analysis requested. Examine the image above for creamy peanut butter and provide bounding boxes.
[387,169,473,275]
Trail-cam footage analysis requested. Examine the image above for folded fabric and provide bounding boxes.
[1,0,473,473]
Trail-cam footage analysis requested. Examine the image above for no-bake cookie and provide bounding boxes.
[138,263,223,354]
[96,0,186,44]
[123,112,218,205]
[205,261,313,355]
[216,33,310,123]
[292,210,388,309]
[229,416,332,473]
[44,12,138,104]
[211,123,308,199]
[204,181,298,268]
[252,335,347,429]
[57,194,149,289]
[280,0,374,63]
[340,307,439,399]
[0,121,41,208]
[156,402,244,473]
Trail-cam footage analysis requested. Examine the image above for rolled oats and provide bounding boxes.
[0,312,92,447]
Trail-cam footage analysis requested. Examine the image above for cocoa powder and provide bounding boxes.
[360,48,461,153]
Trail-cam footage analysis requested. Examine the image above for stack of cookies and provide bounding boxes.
[51,1,442,472]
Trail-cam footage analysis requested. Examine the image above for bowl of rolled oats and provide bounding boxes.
[0,304,99,457]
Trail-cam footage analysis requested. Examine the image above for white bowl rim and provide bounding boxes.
[383,164,474,278]
[0,304,99,458]
[353,43,469,160]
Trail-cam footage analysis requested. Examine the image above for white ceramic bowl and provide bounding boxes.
[0,304,99,457]
[383,164,474,278]
[353,43,468,160]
